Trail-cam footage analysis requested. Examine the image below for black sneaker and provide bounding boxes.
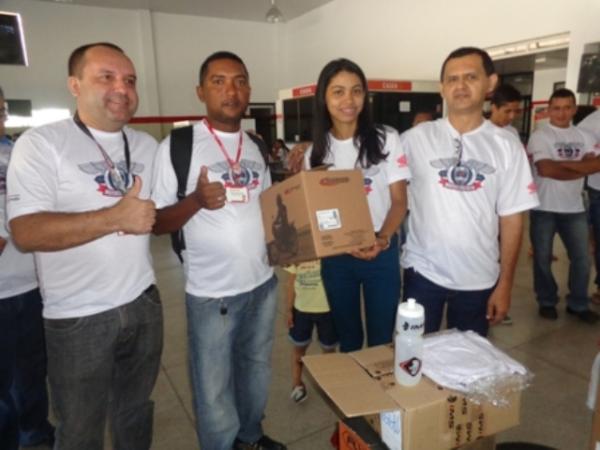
[566,307,600,324]
[539,306,558,320]
[233,435,287,450]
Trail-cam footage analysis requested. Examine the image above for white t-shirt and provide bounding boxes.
[6,119,157,319]
[505,124,521,141]
[528,123,596,213]
[578,109,600,190]
[0,136,38,299]
[303,126,411,231]
[401,118,539,290]
[151,122,273,298]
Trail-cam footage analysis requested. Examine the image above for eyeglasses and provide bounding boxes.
[453,138,464,166]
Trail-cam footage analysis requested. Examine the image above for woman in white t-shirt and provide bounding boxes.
[304,58,411,352]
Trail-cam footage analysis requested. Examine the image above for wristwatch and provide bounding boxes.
[375,232,391,251]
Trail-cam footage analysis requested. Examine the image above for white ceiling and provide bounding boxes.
[36,0,333,22]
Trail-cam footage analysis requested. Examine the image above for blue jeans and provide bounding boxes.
[530,210,590,311]
[321,234,400,352]
[45,285,163,450]
[186,275,278,450]
[402,268,494,336]
[0,289,53,450]
[588,188,600,287]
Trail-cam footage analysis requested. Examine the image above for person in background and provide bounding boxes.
[151,51,285,450]
[7,43,163,450]
[401,47,539,336]
[578,106,600,305]
[490,84,522,141]
[412,110,435,127]
[0,87,55,450]
[529,88,600,323]
[285,260,337,404]
[304,58,410,352]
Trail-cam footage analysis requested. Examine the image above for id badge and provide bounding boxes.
[226,186,249,203]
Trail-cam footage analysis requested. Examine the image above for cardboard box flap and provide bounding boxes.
[350,345,448,410]
[303,353,398,417]
[350,345,394,378]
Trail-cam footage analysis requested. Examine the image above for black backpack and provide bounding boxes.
[168,124,270,262]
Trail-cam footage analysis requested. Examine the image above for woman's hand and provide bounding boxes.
[287,142,310,173]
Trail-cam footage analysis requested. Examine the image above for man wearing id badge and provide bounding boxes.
[6,43,163,450]
[151,51,284,450]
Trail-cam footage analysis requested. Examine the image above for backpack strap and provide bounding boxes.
[169,125,194,262]
[245,132,269,166]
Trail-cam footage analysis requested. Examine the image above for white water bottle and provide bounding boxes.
[394,298,425,387]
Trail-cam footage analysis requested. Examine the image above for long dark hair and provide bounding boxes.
[310,58,387,169]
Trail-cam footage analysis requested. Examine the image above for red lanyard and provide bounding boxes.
[204,119,243,171]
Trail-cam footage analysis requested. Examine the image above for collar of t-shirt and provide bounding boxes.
[443,117,488,139]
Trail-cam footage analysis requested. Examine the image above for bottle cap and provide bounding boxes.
[397,298,425,319]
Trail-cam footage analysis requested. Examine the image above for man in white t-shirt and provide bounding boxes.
[0,87,54,449]
[529,89,600,323]
[578,108,600,303]
[401,47,539,336]
[151,52,284,450]
[490,84,522,141]
[6,43,163,450]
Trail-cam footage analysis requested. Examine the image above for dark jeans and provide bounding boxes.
[45,285,164,450]
[529,210,590,311]
[588,188,600,288]
[402,268,494,336]
[321,234,400,352]
[0,288,53,450]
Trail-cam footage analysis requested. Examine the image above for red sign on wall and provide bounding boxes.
[292,85,317,97]
[291,80,413,98]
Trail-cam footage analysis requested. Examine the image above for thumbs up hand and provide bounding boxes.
[112,175,156,234]
[194,166,226,210]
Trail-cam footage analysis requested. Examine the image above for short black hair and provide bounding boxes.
[491,84,521,107]
[549,88,576,104]
[0,86,4,99]
[199,51,248,85]
[68,42,124,77]
[440,47,495,81]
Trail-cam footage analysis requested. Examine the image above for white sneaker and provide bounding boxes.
[290,385,307,403]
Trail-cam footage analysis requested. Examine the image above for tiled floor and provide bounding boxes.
[33,229,597,449]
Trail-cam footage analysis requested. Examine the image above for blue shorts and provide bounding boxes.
[288,308,337,350]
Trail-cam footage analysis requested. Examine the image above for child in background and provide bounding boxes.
[285,260,337,403]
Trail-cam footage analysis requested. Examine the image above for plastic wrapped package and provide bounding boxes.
[422,329,533,406]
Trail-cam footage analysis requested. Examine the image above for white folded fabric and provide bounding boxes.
[588,352,600,410]
[422,330,530,404]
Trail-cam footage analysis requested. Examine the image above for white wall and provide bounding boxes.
[150,12,279,116]
[532,67,567,103]
[280,0,600,92]
[0,0,279,118]
[0,0,154,114]
[2,0,600,119]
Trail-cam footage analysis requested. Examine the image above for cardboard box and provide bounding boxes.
[339,418,388,450]
[304,345,520,450]
[260,169,375,266]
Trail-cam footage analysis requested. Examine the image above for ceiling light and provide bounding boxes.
[266,0,284,23]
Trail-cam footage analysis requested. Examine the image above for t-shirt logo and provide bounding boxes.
[361,166,380,195]
[555,142,582,159]
[430,157,496,192]
[210,159,261,189]
[396,154,408,168]
[78,160,143,197]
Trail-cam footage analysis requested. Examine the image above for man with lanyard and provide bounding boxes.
[151,51,285,450]
[400,47,539,336]
[529,88,600,323]
[6,43,163,450]
[0,87,55,449]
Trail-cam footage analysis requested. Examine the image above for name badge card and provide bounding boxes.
[226,186,249,203]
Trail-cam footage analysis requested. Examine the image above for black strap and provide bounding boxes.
[246,132,269,166]
[169,125,194,262]
[73,111,131,172]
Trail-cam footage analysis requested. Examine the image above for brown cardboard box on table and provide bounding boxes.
[304,345,520,450]
[260,169,375,266]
